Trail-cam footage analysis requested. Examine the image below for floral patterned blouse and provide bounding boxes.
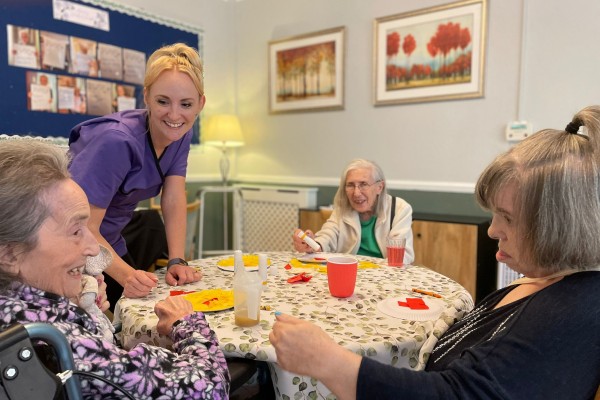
[0,283,229,399]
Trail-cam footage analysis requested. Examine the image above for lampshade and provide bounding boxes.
[203,114,245,147]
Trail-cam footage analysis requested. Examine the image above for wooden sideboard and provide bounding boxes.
[298,209,497,302]
[412,213,496,302]
[299,208,332,233]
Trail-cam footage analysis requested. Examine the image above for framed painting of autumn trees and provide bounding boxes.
[373,0,487,106]
[269,27,345,113]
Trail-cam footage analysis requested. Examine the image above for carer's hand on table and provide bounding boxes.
[270,313,361,400]
[123,269,159,298]
[166,264,202,286]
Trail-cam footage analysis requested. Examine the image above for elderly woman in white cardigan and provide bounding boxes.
[293,158,414,264]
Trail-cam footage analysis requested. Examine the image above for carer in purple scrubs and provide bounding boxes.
[69,43,205,307]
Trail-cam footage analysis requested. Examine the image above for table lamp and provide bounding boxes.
[203,114,245,185]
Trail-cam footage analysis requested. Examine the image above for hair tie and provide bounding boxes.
[565,121,581,134]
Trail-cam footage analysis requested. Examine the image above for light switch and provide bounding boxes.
[505,121,532,141]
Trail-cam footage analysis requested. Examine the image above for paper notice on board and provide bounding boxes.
[7,25,41,69]
[12,44,39,69]
[117,96,136,112]
[123,48,146,85]
[98,43,122,80]
[52,0,109,31]
[86,79,112,116]
[30,83,53,111]
[58,86,75,110]
[41,34,69,69]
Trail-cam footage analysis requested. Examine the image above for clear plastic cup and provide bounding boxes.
[387,238,406,267]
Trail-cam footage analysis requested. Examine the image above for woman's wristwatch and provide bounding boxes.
[167,258,188,270]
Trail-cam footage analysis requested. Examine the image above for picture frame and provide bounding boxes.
[373,0,487,106]
[269,26,345,113]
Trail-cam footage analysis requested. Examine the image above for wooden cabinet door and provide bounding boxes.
[412,220,478,298]
[299,210,327,233]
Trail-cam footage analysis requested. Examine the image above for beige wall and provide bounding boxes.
[110,0,600,193]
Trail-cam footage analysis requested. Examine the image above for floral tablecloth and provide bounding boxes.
[115,252,474,399]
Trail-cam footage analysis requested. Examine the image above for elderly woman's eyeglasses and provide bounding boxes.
[344,181,381,192]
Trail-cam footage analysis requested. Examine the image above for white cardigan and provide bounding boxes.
[315,193,414,264]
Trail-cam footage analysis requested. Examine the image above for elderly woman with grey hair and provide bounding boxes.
[277,106,600,399]
[0,139,229,399]
[293,158,414,264]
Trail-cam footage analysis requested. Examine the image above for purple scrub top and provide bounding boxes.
[68,109,192,256]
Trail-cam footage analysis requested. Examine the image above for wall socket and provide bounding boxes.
[505,121,532,141]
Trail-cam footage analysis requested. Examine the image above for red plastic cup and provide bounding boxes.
[387,238,406,267]
[327,256,358,298]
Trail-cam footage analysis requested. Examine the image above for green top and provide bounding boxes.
[358,216,382,258]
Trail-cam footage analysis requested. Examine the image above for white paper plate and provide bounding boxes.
[377,297,444,321]
[216,255,271,272]
[218,265,264,273]
[296,253,341,264]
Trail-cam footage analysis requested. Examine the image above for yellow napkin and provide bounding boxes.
[217,255,271,267]
[289,259,380,273]
[358,261,381,269]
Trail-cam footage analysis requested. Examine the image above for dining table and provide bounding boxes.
[114,252,475,399]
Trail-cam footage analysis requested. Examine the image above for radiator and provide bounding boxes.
[496,262,521,288]
[233,185,317,252]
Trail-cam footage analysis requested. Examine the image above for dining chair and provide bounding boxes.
[150,194,202,262]
[122,208,169,271]
[228,359,275,400]
[227,358,257,395]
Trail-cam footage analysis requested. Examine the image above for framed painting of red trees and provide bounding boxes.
[373,0,487,106]
[269,26,345,113]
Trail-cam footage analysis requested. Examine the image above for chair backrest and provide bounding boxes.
[185,199,201,260]
[150,194,201,260]
[0,323,82,400]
